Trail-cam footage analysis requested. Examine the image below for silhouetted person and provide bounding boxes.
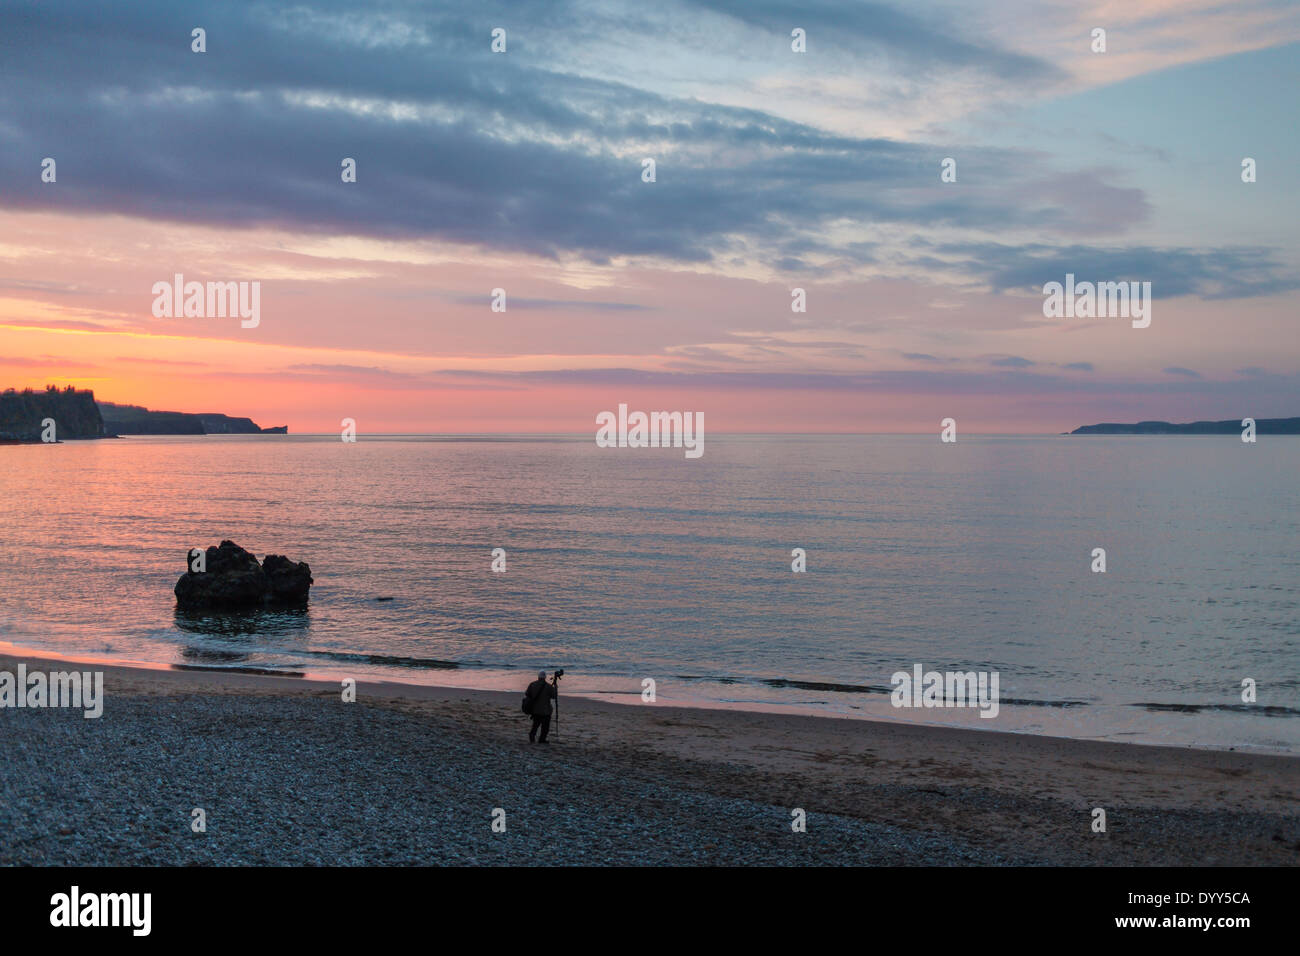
[525,669,557,744]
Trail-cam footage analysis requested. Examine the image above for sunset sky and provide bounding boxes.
[1,0,1297,433]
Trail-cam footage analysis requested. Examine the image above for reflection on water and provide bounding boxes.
[179,645,251,666]
[172,605,310,671]
[173,606,310,638]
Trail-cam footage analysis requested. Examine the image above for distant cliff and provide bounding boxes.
[0,387,285,440]
[1070,417,1300,435]
[98,402,286,435]
[0,386,106,441]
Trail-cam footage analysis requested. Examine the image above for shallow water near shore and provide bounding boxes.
[1,433,1296,751]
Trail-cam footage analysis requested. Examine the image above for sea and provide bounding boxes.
[1,433,1296,751]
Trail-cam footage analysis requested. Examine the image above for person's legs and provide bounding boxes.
[529,714,542,742]
[537,714,551,743]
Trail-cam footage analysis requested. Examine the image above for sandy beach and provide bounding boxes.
[2,650,1297,866]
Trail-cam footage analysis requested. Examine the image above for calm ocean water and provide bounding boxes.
[1,434,1296,750]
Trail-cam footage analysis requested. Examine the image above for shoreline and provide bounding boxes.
[2,641,1294,757]
[3,648,1298,865]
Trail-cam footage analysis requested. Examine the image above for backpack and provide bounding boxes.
[521,694,532,715]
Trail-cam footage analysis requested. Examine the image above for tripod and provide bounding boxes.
[548,669,564,738]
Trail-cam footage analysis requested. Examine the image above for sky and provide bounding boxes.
[1,0,1297,433]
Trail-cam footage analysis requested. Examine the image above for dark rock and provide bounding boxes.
[0,385,106,441]
[174,540,312,610]
[261,553,314,603]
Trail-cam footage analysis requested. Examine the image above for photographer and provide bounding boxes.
[523,669,559,744]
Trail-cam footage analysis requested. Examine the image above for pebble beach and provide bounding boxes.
[2,652,1297,866]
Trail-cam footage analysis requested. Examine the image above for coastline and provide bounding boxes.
[3,649,1297,865]
[6,639,1294,755]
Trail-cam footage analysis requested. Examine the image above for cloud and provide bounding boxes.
[445,295,652,312]
[690,0,1056,80]
[0,0,1157,274]
[927,241,1300,300]
[0,355,100,368]
[0,318,124,332]
[0,278,101,296]
[211,364,526,390]
[1163,366,1202,379]
[434,366,1300,401]
[115,356,209,367]
[287,363,417,378]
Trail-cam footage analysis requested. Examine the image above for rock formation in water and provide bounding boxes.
[174,540,313,609]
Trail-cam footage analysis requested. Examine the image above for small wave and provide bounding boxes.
[302,649,461,670]
[677,675,889,694]
[172,663,305,677]
[680,673,1089,707]
[676,674,742,685]
[1134,702,1300,717]
[999,696,1090,708]
[762,677,893,694]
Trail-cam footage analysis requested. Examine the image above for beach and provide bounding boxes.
[2,651,1297,866]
